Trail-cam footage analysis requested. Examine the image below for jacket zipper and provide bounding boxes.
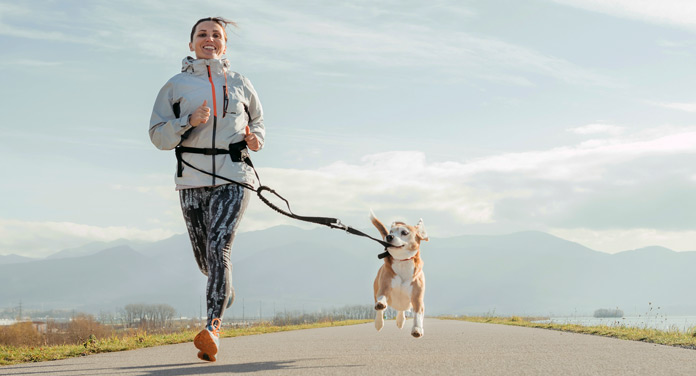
[206,65,217,186]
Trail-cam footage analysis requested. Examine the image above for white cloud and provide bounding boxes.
[0,219,176,258]
[4,126,695,257]
[548,228,696,253]
[651,101,696,112]
[553,0,696,29]
[447,128,696,181]
[235,5,615,86]
[239,126,696,233]
[0,59,63,67]
[0,1,615,86]
[568,123,626,136]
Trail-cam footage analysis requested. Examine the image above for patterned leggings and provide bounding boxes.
[179,183,250,327]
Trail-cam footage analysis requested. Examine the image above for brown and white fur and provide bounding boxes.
[370,211,429,338]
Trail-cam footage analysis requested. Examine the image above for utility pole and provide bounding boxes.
[259,301,262,322]
[17,300,22,322]
[242,298,245,323]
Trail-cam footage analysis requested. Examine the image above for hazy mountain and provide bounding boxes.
[46,239,146,260]
[0,254,37,265]
[4,227,696,318]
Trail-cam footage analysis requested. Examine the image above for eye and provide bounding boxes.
[401,230,409,236]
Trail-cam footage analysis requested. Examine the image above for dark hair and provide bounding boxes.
[190,17,237,42]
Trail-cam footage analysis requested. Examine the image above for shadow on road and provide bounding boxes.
[115,358,363,375]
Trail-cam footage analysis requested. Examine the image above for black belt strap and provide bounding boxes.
[174,141,392,258]
[175,141,251,177]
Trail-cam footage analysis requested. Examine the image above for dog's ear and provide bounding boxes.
[415,218,429,242]
[369,209,389,239]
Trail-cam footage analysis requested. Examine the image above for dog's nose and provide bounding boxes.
[386,235,393,242]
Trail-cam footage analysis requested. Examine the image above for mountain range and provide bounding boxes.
[2,226,695,318]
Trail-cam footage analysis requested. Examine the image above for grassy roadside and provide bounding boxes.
[0,319,370,366]
[441,316,696,350]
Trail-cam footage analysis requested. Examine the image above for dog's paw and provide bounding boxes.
[374,302,387,310]
[396,312,405,329]
[375,312,385,331]
[411,327,424,338]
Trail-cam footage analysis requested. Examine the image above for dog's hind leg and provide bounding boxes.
[411,307,424,338]
[374,309,385,331]
[396,311,405,329]
[410,283,425,338]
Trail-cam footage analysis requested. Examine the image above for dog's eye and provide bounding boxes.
[401,230,409,236]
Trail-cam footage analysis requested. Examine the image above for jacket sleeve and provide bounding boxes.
[149,80,193,150]
[243,77,265,150]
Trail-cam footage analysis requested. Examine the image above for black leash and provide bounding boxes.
[256,186,392,259]
[176,144,393,259]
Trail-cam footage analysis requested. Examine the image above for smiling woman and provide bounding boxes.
[188,17,233,61]
[149,16,266,363]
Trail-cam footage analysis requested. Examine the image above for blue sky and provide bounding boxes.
[1,0,695,257]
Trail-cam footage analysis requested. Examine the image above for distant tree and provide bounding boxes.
[594,308,624,318]
[65,313,112,344]
[124,303,176,329]
[0,322,42,346]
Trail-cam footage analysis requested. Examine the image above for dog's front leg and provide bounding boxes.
[374,292,389,332]
[374,294,388,311]
[374,266,391,332]
[374,271,390,311]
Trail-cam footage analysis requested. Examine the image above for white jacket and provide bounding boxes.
[150,57,265,189]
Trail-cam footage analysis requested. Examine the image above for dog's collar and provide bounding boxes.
[394,256,415,262]
[378,248,416,261]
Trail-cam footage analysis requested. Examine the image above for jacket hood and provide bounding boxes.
[181,56,231,75]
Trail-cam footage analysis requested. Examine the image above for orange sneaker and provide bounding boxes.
[194,318,221,362]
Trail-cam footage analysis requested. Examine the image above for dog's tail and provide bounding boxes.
[369,209,389,239]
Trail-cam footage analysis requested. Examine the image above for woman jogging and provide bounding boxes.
[149,16,265,362]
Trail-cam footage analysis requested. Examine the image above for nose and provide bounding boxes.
[386,235,394,242]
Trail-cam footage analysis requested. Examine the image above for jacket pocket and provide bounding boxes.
[225,98,244,116]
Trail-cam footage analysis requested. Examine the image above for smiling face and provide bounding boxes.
[189,20,227,59]
[385,220,428,260]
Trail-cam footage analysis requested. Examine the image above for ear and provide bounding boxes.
[416,218,429,241]
[369,210,388,239]
[189,42,194,52]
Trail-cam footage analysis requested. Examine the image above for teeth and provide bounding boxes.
[204,46,215,50]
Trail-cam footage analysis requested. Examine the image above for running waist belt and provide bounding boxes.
[175,140,250,177]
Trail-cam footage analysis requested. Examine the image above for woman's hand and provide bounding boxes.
[189,100,210,127]
[245,126,260,151]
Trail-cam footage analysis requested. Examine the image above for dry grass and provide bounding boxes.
[0,319,370,366]
[442,316,696,349]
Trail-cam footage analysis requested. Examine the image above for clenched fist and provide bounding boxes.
[189,100,210,127]
[245,125,260,151]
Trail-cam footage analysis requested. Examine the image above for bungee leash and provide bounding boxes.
[175,142,393,259]
[173,61,391,258]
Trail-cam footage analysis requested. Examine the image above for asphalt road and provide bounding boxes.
[4,319,696,375]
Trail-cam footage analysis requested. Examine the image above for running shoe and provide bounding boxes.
[194,318,221,362]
